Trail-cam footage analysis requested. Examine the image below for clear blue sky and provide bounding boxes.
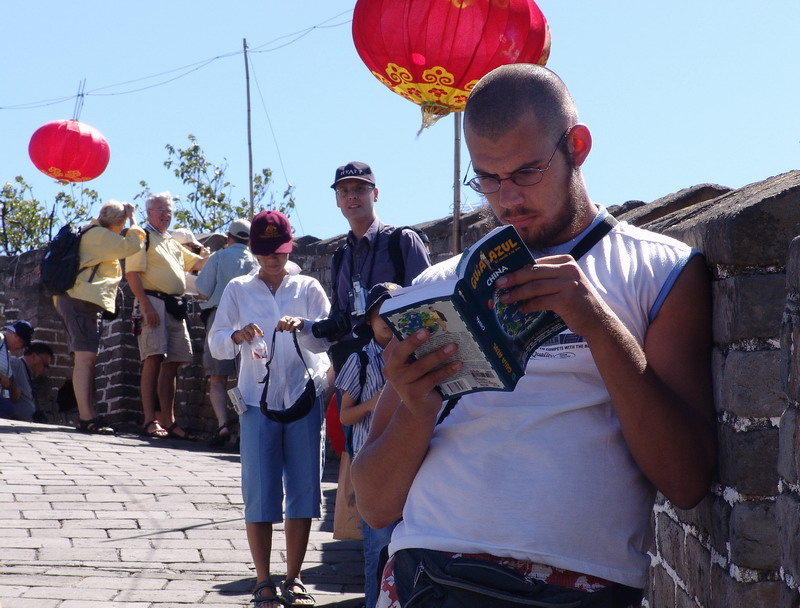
[2,1,798,240]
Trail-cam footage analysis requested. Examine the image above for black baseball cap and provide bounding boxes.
[3,320,33,347]
[331,161,376,189]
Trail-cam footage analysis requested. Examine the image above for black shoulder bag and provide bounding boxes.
[259,329,317,424]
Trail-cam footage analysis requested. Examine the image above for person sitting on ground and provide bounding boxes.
[195,218,256,447]
[208,210,331,608]
[0,342,54,422]
[335,282,400,608]
[1,320,33,379]
[53,200,145,435]
[0,321,35,419]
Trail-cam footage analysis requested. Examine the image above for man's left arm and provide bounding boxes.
[195,251,218,299]
[182,245,208,273]
[5,363,21,403]
[497,254,716,509]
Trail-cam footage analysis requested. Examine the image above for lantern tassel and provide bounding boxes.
[417,103,452,136]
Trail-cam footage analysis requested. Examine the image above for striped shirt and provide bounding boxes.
[0,334,10,377]
[335,339,386,455]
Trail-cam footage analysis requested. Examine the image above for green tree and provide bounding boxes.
[0,177,97,255]
[143,134,295,234]
[1,135,293,255]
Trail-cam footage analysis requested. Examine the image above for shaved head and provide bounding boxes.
[465,64,578,142]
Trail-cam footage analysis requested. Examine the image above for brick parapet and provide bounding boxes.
[3,172,800,604]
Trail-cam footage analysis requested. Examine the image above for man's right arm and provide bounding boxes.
[351,332,461,528]
[125,271,159,328]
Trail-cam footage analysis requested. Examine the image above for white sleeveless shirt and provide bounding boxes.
[389,210,695,589]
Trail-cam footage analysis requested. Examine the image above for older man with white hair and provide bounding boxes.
[125,192,209,439]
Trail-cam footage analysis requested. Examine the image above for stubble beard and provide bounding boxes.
[498,168,588,251]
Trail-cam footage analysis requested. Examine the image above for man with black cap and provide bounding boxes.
[196,218,257,446]
[322,161,431,373]
[0,320,34,402]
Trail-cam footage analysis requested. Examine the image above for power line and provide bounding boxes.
[249,10,352,53]
[0,11,353,111]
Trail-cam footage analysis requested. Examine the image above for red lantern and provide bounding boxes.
[28,119,110,183]
[353,0,551,130]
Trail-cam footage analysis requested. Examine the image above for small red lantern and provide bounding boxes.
[353,0,551,130]
[28,119,110,183]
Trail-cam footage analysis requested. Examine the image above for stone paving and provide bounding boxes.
[0,419,365,608]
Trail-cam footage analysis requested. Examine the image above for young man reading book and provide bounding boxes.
[352,64,716,608]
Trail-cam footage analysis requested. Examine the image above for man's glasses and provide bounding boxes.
[35,354,50,369]
[335,185,375,197]
[463,128,571,195]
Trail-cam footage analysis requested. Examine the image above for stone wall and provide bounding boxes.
[3,171,800,605]
[0,209,491,435]
[625,171,800,607]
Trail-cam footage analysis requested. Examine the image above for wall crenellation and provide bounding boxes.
[3,173,800,605]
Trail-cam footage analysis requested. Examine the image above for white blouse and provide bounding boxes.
[208,263,331,412]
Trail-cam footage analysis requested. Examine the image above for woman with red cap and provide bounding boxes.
[208,210,331,608]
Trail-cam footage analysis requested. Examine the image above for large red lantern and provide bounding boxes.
[28,119,110,183]
[353,0,550,130]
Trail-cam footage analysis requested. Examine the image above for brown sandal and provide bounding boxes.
[77,416,115,435]
[165,422,197,441]
[142,419,168,438]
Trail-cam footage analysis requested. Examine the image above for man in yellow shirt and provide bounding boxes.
[125,192,208,439]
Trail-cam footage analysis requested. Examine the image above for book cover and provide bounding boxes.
[380,224,567,399]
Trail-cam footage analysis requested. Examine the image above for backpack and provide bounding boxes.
[40,224,97,294]
[387,225,429,284]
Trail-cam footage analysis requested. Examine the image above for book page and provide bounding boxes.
[382,297,505,399]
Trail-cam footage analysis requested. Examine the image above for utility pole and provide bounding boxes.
[452,112,462,254]
[243,38,254,217]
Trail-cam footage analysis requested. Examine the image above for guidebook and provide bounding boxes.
[380,224,567,399]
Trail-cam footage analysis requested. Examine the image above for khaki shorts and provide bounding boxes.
[137,295,193,363]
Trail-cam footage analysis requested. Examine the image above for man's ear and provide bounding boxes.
[566,124,592,167]
[372,186,379,202]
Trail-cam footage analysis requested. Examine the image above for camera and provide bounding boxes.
[311,309,352,341]
[227,387,248,415]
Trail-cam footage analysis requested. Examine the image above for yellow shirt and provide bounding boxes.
[125,227,201,295]
[64,222,146,313]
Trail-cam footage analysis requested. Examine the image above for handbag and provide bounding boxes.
[259,329,317,424]
[392,549,642,608]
